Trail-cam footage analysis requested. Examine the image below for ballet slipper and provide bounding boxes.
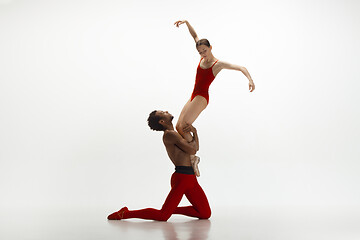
[107,207,128,220]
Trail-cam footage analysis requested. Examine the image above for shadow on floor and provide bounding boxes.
[108,218,211,240]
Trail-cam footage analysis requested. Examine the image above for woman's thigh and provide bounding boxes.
[180,96,207,125]
[177,99,192,126]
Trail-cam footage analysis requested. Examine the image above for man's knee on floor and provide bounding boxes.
[199,209,211,220]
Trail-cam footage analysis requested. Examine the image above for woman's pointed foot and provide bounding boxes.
[107,207,128,220]
[191,156,200,177]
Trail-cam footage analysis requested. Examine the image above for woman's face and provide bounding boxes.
[197,45,212,59]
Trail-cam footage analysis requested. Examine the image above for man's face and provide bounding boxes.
[156,110,174,122]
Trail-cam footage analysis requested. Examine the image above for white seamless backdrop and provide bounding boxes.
[0,0,359,211]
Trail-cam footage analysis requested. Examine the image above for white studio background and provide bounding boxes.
[0,0,359,212]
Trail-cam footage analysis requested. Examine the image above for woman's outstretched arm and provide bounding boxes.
[219,62,255,92]
[174,20,199,43]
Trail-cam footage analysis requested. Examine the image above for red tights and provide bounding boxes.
[123,172,211,221]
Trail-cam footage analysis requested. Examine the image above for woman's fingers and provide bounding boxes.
[249,82,255,92]
[174,20,184,27]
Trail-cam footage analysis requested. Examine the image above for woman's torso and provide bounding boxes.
[192,58,220,97]
[198,58,221,77]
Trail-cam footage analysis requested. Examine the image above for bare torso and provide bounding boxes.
[163,130,192,166]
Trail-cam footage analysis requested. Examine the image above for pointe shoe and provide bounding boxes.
[107,207,128,220]
[191,156,200,177]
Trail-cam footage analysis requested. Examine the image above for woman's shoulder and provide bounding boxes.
[213,59,224,68]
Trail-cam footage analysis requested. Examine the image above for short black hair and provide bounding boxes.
[196,38,211,48]
[147,110,165,131]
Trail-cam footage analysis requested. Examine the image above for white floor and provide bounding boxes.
[1,205,359,240]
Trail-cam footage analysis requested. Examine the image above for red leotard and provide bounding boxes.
[191,58,219,104]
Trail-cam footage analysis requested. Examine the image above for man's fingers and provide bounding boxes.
[183,126,190,132]
[183,124,192,133]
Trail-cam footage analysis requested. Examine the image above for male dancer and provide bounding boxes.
[107,110,211,221]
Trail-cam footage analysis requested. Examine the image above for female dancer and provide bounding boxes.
[174,20,255,176]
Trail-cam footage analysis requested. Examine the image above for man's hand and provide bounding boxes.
[183,123,199,151]
[183,123,197,134]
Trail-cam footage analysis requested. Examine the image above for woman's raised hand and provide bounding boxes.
[249,80,255,92]
[174,20,187,27]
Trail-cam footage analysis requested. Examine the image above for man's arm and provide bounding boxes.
[183,124,199,151]
[164,131,197,155]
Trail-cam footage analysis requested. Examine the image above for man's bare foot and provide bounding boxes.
[191,156,200,177]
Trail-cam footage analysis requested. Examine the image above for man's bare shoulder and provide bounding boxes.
[163,130,182,143]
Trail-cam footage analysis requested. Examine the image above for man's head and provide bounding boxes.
[147,110,174,131]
